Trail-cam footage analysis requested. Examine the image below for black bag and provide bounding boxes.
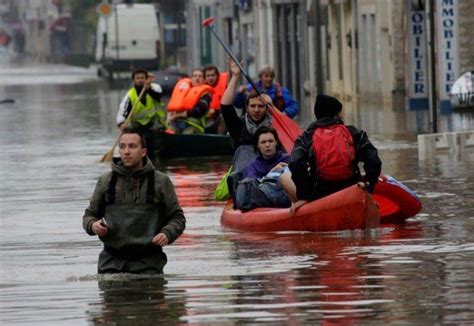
[234,178,291,212]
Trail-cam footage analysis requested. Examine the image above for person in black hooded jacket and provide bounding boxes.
[288,94,382,213]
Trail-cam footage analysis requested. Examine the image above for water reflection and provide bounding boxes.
[1,63,474,324]
[341,98,474,135]
[158,158,231,207]
[88,276,186,325]
[179,229,424,324]
[226,232,377,323]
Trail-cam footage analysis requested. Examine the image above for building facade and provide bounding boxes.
[184,0,473,132]
[4,0,471,132]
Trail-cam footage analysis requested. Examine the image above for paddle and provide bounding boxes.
[100,83,148,162]
[202,17,302,152]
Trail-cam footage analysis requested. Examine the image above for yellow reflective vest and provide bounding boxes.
[127,87,167,128]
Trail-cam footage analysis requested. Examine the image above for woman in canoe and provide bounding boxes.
[234,126,296,211]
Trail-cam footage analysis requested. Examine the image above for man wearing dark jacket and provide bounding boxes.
[83,129,185,274]
[220,59,275,196]
[289,94,382,211]
[221,58,274,150]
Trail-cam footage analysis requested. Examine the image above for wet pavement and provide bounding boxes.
[0,63,473,324]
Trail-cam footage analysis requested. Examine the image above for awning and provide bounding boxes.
[48,14,71,32]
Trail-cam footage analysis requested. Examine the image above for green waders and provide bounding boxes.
[98,172,167,274]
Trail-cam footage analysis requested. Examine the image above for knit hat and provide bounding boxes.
[313,94,343,119]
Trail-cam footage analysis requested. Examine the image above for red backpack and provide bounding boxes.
[311,124,355,181]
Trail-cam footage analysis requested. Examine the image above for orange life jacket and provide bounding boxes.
[167,78,214,112]
[209,72,228,110]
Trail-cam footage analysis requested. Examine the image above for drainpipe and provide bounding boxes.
[114,1,120,74]
[427,0,437,133]
[314,0,323,93]
[351,0,358,103]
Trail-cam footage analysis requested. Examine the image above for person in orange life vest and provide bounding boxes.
[233,66,299,118]
[167,69,212,134]
[287,94,382,214]
[203,65,228,134]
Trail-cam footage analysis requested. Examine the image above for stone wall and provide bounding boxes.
[390,0,407,96]
[458,0,474,72]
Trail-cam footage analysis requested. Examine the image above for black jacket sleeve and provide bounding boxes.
[221,104,243,144]
[147,84,162,102]
[289,129,316,200]
[347,126,382,192]
[189,94,211,118]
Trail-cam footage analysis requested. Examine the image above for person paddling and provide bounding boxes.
[83,128,185,274]
[221,58,274,147]
[220,58,275,196]
[287,94,382,214]
[116,68,167,145]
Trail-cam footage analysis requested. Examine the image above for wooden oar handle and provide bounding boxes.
[202,16,261,96]
[122,84,148,128]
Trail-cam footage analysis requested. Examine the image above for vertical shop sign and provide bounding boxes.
[436,0,459,109]
[408,3,428,110]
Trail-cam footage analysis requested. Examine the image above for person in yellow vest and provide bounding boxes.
[203,65,228,134]
[167,69,213,134]
[116,68,167,146]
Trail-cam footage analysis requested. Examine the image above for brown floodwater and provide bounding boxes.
[0,63,473,324]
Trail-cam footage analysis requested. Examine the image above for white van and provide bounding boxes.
[95,3,160,77]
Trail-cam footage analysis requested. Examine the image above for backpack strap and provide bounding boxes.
[146,171,156,204]
[107,172,118,204]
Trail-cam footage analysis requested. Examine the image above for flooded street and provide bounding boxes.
[1,63,474,325]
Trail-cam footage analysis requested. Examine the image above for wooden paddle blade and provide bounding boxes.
[270,108,302,153]
[100,148,114,163]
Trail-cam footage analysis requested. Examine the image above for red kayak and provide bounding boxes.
[221,175,421,232]
[221,185,380,232]
[373,175,422,223]
[221,107,422,232]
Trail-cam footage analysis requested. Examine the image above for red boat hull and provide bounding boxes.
[373,175,422,223]
[220,175,422,232]
[221,185,380,232]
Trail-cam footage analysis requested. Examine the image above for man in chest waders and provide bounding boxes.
[83,129,186,274]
